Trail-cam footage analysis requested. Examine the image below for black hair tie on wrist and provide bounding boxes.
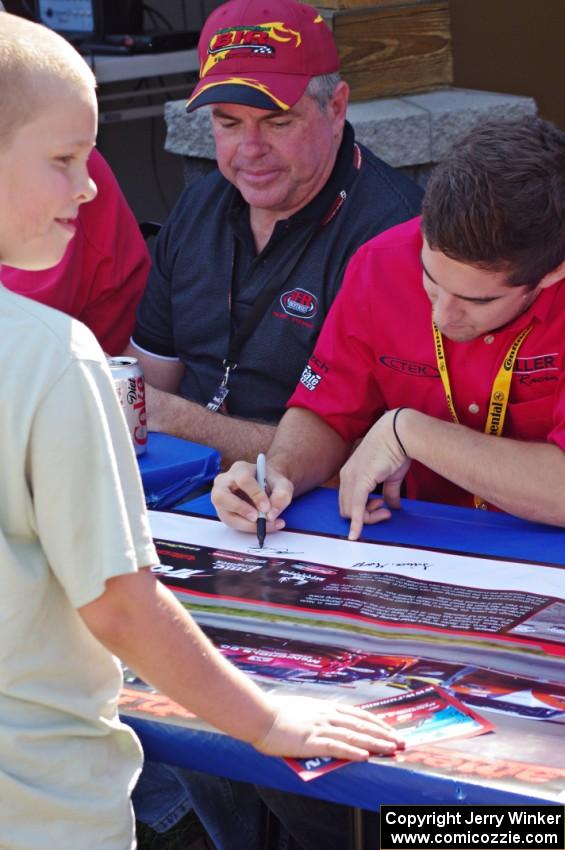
[392,407,408,457]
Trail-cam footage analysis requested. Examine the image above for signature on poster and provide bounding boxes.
[352,560,431,571]
[247,546,304,555]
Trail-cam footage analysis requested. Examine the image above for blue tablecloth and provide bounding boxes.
[138,432,220,509]
[128,717,557,810]
[181,488,565,564]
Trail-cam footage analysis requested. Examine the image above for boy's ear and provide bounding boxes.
[538,259,565,290]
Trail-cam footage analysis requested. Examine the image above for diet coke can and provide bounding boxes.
[108,356,148,456]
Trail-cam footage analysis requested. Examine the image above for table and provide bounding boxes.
[137,432,220,509]
[123,491,565,814]
[184,487,565,565]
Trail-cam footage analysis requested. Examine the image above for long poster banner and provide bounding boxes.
[117,511,565,803]
[149,512,565,666]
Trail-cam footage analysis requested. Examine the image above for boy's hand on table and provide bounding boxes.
[253,694,404,760]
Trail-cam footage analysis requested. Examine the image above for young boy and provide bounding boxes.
[1,147,150,355]
[0,14,402,850]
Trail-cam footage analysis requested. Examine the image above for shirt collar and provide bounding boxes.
[289,120,358,226]
[503,276,564,332]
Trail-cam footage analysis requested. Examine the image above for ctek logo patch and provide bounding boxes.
[280,288,318,319]
[380,356,439,378]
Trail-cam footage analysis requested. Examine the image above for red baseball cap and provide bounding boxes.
[186,0,340,113]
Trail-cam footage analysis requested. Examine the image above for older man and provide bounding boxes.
[124,0,422,467]
[132,0,421,846]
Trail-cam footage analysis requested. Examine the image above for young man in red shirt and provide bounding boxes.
[213,117,565,538]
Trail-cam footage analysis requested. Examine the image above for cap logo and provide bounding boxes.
[201,21,301,78]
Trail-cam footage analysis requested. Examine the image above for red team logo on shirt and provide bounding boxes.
[280,288,319,319]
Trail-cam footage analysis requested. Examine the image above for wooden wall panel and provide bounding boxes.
[317,2,453,101]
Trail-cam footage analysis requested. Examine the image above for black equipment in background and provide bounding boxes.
[35,0,143,43]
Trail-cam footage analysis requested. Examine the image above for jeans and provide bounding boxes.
[257,784,353,850]
[133,762,264,850]
[133,762,353,850]
[133,762,193,834]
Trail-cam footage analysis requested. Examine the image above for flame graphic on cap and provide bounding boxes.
[201,21,301,78]
[187,76,290,110]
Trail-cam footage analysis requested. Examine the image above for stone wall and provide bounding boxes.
[163,88,537,188]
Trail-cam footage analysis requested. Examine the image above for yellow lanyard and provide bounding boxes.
[432,321,533,509]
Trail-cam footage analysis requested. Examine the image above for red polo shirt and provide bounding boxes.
[288,216,565,508]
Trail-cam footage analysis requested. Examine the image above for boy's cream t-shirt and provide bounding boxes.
[0,286,158,850]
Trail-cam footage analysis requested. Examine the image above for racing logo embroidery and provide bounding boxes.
[380,356,439,378]
[280,288,318,319]
[514,353,558,373]
[515,352,559,387]
[300,364,322,391]
[202,22,301,76]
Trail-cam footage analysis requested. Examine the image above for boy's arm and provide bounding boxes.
[78,567,403,758]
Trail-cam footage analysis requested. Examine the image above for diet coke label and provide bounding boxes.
[108,357,148,456]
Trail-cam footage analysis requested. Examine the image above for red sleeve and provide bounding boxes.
[74,149,150,354]
[288,240,386,442]
[547,370,565,452]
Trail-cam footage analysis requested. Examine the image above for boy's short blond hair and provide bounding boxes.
[0,13,96,148]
